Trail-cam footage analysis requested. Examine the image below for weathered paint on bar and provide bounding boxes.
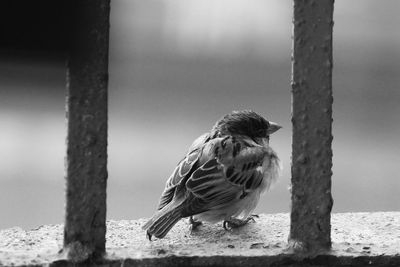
[64,0,110,261]
[289,0,334,252]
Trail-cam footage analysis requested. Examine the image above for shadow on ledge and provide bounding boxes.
[1,212,399,266]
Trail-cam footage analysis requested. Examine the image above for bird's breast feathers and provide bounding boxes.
[198,135,281,195]
[190,135,281,222]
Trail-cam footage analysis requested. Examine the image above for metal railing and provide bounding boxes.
[63,0,334,261]
[64,0,110,261]
[289,0,334,253]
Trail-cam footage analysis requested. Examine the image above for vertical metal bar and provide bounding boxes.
[64,0,110,261]
[289,0,334,252]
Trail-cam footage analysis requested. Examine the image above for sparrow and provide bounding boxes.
[142,110,281,240]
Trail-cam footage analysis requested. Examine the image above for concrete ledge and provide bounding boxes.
[0,212,399,266]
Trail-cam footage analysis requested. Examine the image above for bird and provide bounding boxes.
[142,110,281,240]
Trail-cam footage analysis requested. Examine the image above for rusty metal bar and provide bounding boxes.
[64,0,110,261]
[289,0,334,252]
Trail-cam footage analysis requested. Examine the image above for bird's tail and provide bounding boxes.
[142,205,183,240]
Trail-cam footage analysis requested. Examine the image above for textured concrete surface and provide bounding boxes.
[0,212,399,266]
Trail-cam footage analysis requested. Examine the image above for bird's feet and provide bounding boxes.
[146,230,152,241]
[189,216,202,231]
[223,214,259,230]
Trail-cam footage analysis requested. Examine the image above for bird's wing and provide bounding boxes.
[157,133,210,210]
[183,136,270,214]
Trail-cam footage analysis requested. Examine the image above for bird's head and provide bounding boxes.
[212,110,281,144]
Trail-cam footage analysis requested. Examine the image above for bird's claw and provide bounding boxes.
[189,216,202,231]
[223,215,258,230]
[146,231,152,241]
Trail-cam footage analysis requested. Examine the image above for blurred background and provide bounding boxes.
[0,0,399,230]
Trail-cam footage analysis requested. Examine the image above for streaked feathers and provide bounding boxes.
[143,110,281,239]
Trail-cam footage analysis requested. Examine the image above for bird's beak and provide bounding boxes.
[267,122,282,135]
